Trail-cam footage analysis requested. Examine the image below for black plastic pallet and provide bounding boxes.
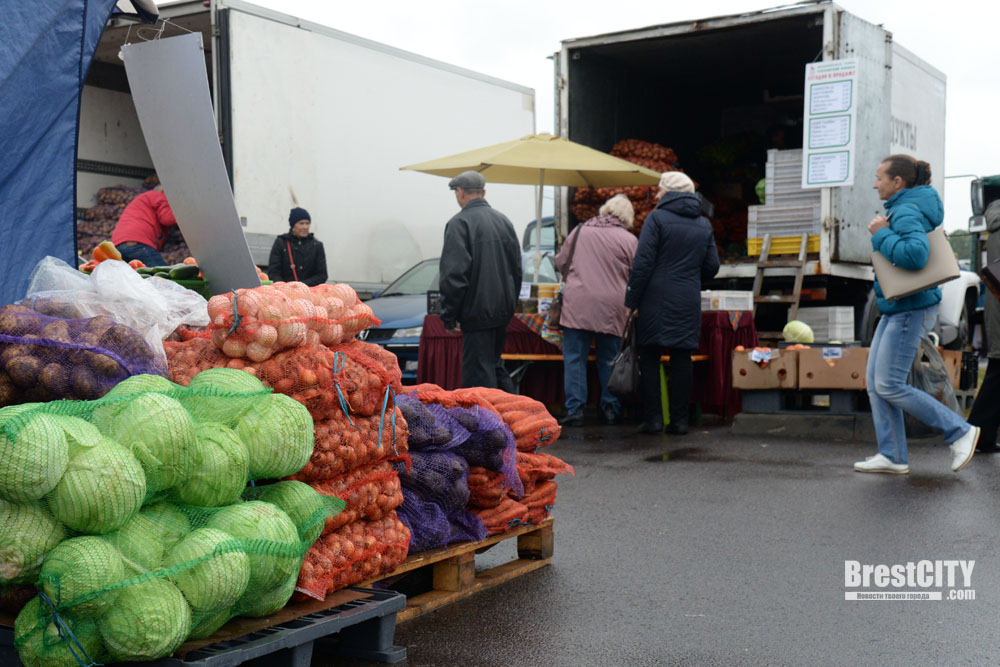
[0,588,405,667]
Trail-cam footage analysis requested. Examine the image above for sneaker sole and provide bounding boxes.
[953,427,981,472]
[853,465,909,474]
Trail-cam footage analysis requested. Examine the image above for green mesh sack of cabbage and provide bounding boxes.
[15,484,342,666]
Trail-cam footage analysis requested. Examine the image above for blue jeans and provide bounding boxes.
[116,242,166,267]
[867,304,970,464]
[562,327,621,415]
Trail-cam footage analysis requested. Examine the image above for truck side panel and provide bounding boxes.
[889,43,947,200]
[224,7,536,287]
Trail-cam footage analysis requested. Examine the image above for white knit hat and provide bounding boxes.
[658,171,694,193]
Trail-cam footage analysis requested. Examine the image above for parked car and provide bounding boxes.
[363,253,559,381]
[522,217,555,251]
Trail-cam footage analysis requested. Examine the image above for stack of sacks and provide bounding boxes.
[0,371,335,666]
[394,394,488,552]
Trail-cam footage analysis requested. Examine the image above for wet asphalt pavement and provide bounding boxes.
[318,418,1000,666]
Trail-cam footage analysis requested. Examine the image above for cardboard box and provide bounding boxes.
[732,349,798,389]
[798,347,868,389]
[937,349,962,390]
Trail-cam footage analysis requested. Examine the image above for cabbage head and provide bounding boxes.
[0,500,65,584]
[783,320,815,344]
[39,536,125,618]
[184,367,267,427]
[170,423,249,507]
[236,570,298,618]
[101,392,196,495]
[188,606,231,640]
[206,501,300,590]
[14,596,106,667]
[50,415,102,456]
[101,513,166,576]
[104,374,182,398]
[0,409,69,502]
[46,437,146,534]
[166,527,250,614]
[254,481,329,544]
[139,502,191,551]
[236,393,313,479]
[98,579,192,661]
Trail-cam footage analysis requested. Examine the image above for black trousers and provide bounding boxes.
[968,357,1000,448]
[638,345,693,427]
[461,324,514,391]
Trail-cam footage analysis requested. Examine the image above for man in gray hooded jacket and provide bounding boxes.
[439,171,522,390]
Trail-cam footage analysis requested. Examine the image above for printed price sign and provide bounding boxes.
[750,348,773,364]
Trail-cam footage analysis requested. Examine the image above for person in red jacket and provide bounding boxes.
[111,186,177,266]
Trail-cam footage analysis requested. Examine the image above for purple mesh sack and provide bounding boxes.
[0,305,168,406]
[396,393,452,449]
[397,490,487,553]
[398,451,470,514]
[444,405,523,498]
[423,402,472,452]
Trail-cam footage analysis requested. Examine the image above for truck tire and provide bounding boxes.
[943,293,972,351]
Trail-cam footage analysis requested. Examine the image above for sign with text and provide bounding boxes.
[802,59,858,189]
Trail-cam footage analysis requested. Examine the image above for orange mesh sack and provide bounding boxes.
[205,282,379,362]
[328,341,403,417]
[290,409,409,482]
[467,467,507,509]
[516,451,575,493]
[295,513,410,599]
[473,496,529,536]
[308,461,404,534]
[520,479,559,525]
[457,388,561,452]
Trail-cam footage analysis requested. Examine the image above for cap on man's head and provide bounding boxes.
[448,171,486,191]
[289,207,310,227]
[658,171,695,193]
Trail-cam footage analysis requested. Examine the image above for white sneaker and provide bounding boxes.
[854,454,909,474]
[950,426,981,472]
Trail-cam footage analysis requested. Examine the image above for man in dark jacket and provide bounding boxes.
[266,207,328,286]
[439,171,522,390]
[625,172,720,434]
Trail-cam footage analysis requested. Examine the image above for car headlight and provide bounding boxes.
[391,326,423,339]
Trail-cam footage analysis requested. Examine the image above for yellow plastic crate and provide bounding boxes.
[747,235,820,256]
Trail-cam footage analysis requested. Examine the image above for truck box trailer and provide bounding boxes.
[78,0,537,292]
[555,0,979,345]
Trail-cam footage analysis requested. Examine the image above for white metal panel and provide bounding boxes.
[77,86,153,168]
[829,8,893,264]
[224,7,536,285]
[889,43,946,199]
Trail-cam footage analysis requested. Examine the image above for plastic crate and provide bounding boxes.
[0,588,405,667]
[701,290,754,311]
[796,307,855,342]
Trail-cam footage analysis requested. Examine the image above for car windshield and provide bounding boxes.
[522,252,559,283]
[381,260,439,296]
[522,221,555,250]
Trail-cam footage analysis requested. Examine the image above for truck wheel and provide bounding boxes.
[859,288,880,346]
[943,296,971,350]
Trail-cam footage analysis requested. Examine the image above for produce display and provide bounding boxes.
[291,408,410,482]
[0,372,337,666]
[452,387,561,453]
[307,461,405,534]
[0,305,167,406]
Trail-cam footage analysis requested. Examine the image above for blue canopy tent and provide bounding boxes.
[0,1,158,306]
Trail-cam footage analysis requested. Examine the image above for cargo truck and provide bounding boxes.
[554,0,980,347]
[78,0,536,293]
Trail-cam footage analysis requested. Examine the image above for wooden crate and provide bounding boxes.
[359,519,554,623]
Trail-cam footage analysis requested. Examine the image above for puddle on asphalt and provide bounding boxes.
[644,448,815,467]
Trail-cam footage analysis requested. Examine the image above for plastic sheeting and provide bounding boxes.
[0,1,123,306]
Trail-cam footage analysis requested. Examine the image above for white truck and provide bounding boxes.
[78,0,537,293]
[554,0,980,347]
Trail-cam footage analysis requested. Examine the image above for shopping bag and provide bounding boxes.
[608,313,640,397]
[871,225,959,300]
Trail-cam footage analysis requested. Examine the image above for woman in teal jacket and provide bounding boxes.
[855,155,979,475]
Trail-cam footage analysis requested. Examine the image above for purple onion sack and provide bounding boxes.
[398,489,487,553]
[444,405,523,498]
[0,305,168,406]
[396,393,453,450]
[398,450,471,514]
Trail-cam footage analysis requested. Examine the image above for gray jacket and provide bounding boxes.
[985,201,1000,357]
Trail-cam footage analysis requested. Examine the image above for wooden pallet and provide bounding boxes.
[358,518,554,623]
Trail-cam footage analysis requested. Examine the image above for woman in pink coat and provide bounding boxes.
[555,194,638,426]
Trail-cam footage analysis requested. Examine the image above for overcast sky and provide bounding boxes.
[243,0,999,231]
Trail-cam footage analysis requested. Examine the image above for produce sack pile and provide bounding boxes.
[0,305,167,407]
[570,139,683,234]
[452,387,561,453]
[205,282,379,361]
[469,452,573,530]
[22,257,210,365]
[0,370,340,665]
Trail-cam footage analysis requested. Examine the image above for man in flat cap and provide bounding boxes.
[439,170,522,390]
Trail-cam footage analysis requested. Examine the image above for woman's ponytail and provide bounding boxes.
[881,154,931,188]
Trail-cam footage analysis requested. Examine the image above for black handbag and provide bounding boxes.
[608,312,640,397]
[546,226,582,330]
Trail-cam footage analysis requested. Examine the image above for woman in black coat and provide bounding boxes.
[267,207,329,286]
[625,172,720,434]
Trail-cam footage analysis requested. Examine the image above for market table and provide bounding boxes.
[417,311,757,416]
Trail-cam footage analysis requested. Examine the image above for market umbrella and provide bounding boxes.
[401,133,663,281]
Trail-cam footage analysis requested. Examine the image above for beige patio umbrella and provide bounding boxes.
[401,133,662,282]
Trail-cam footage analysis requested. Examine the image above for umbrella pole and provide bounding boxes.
[532,168,544,285]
